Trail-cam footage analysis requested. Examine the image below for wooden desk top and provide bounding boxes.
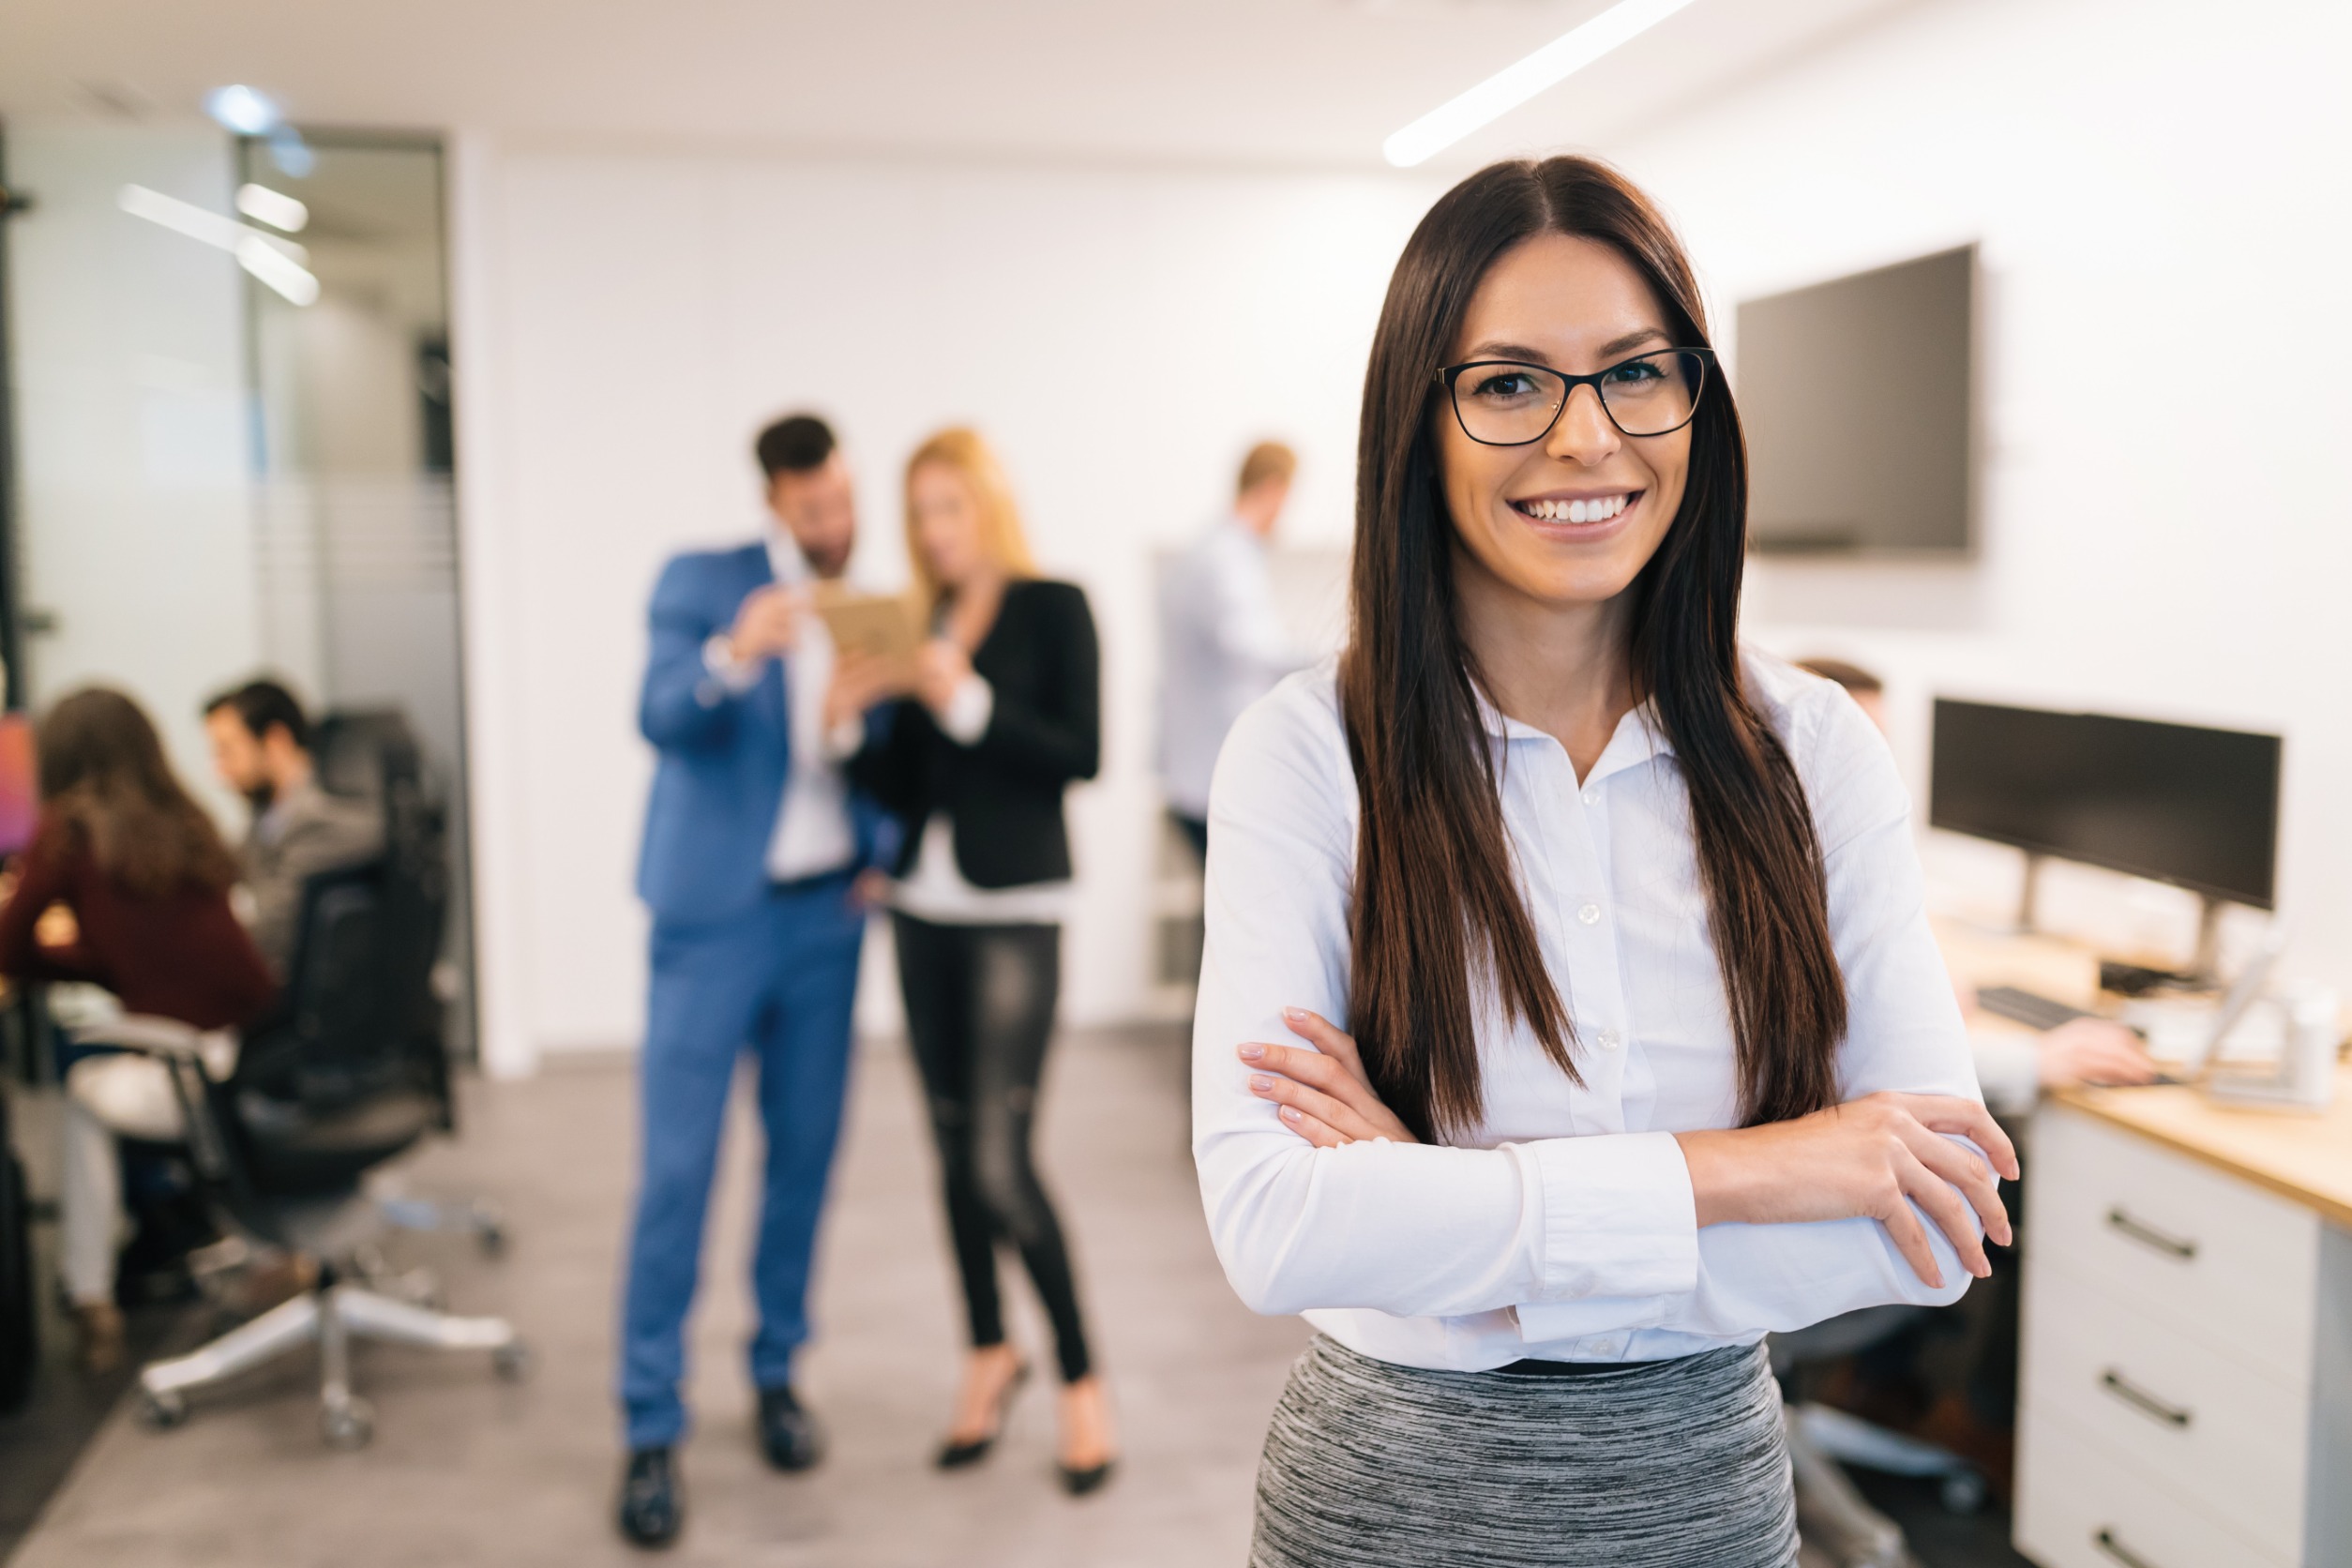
[2055,1066,2352,1229]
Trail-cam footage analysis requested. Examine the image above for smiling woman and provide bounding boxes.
[1190,157,2017,1568]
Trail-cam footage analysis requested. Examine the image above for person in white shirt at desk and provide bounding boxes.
[1196,155,2016,1568]
[1793,658,2158,1116]
[1155,441,1310,863]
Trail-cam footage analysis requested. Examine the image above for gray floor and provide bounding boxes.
[8,1026,1307,1567]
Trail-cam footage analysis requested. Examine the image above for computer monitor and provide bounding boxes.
[1929,698,2282,914]
[0,714,34,857]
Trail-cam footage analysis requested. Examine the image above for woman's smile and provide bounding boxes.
[1506,487,1642,539]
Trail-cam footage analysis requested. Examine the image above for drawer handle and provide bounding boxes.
[2094,1526,2165,1568]
[2100,1368,2193,1428]
[2105,1207,2197,1259]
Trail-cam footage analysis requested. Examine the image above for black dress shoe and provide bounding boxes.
[617,1447,684,1549]
[757,1384,826,1471]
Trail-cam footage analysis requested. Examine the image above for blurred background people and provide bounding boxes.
[201,679,384,979]
[835,428,1115,1494]
[616,414,897,1547]
[0,688,276,1373]
[1155,441,1309,862]
[1793,658,2159,1112]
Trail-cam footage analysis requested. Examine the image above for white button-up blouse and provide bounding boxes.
[1190,653,1983,1370]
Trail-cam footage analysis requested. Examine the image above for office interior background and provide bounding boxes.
[0,1,2347,1565]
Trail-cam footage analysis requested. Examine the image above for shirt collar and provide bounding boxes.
[1472,683,1675,784]
[766,531,813,588]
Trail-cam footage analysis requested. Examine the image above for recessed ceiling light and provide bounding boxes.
[204,83,282,137]
[236,183,309,234]
[1382,0,1704,167]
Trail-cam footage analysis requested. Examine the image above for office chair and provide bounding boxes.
[75,852,523,1449]
[1774,1306,1986,1568]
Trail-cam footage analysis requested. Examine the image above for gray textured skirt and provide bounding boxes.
[1250,1336,1797,1568]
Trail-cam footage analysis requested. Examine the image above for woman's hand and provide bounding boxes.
[1675,1093,2020,1289]
[823,649,904,731]
[914,638,972,716]
[1240,1008,1419,1147]
[2036,1018,2158,1090]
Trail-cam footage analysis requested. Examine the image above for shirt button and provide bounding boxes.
[1581,787,1600,806]
[1576,902,1602,926]
[1596,1028,1621,1051]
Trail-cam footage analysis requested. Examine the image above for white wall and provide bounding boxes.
[1597,0,2352,987]
[453,147,1439,1067]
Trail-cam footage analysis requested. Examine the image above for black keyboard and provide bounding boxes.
[1976,985,2091,1032]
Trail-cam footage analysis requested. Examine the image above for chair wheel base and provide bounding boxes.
[137,1389,188,1431]
[322,1397,376,1450]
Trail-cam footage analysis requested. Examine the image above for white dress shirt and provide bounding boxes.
[701,535,857,882]
[1191,653,1986,1371]
[1157,519,1309,820]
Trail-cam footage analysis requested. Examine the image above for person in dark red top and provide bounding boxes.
[0,686,276,1370]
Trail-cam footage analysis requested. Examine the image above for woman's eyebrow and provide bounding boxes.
[1459,326,1672,365]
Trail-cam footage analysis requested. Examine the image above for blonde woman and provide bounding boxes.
[831,429,1115,1493]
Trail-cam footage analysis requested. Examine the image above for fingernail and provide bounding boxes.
[1279,1106,1301,1122]
[1248,1074,1273,1092]
[1282,1006,1309,1022]
[1237,1043,1265,1061]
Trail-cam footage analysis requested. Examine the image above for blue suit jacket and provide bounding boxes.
[635,542,897,927]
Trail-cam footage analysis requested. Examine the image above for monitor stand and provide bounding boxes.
[2013,852,2044,935]
[2187,896,2228,988]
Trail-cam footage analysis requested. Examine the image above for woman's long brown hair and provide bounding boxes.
[36,687,239,897]
[1342,156,1846,1142]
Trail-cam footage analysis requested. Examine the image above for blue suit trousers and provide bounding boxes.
[617,872,866,1450]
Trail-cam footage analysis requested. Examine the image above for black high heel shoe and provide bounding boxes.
[935,1358,1033,1469]
[1057,1455,1117,1496]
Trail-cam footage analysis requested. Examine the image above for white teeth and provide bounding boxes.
[1520,494,1629,522]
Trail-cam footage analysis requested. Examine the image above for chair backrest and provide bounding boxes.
[307,709,453,1115]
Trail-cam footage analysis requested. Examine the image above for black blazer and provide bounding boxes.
[851,578,1099,890]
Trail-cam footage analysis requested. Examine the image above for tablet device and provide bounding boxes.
[812,586,923,686]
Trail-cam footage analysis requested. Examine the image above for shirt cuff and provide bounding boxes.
[937,673,993,745]
[1515,1129,1700,1304]
[701,634,764,695]
[823,716,865,761]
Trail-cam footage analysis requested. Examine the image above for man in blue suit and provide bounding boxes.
[615,415,895,1547]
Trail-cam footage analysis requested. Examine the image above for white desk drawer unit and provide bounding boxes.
[2016,1104,2352,1568]
[2013,1401,2293,1568]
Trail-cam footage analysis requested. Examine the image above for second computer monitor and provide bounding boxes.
[1928,698,2281,910]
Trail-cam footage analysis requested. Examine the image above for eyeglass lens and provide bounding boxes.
[1452,352,1706,443]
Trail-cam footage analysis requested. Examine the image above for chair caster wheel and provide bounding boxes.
[492,1340,530,1381]
[322,1397,375,1450]
[1939,1469,1987,1514]
[474,1209,506,1259]
[138,1390,188,1431]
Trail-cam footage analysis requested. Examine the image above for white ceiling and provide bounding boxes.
[3,0,1923,170]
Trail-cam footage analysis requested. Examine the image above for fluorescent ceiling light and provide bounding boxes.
[118,184,319,306]
[204,83,282,136]
[1382,0,1704,168]
[236,182,309,233]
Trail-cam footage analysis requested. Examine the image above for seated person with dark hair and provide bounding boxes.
[0,687,279,1372]
[202,680,384,978]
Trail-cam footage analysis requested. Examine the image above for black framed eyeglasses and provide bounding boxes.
[1437,348,1715,445]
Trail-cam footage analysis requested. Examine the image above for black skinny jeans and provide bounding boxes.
[892,913,1093,1384]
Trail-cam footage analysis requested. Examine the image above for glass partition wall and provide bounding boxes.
[0,121,475,1060]
[235,132,475,1061]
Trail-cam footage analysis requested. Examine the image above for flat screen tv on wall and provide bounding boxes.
[1737,245,1976,556]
